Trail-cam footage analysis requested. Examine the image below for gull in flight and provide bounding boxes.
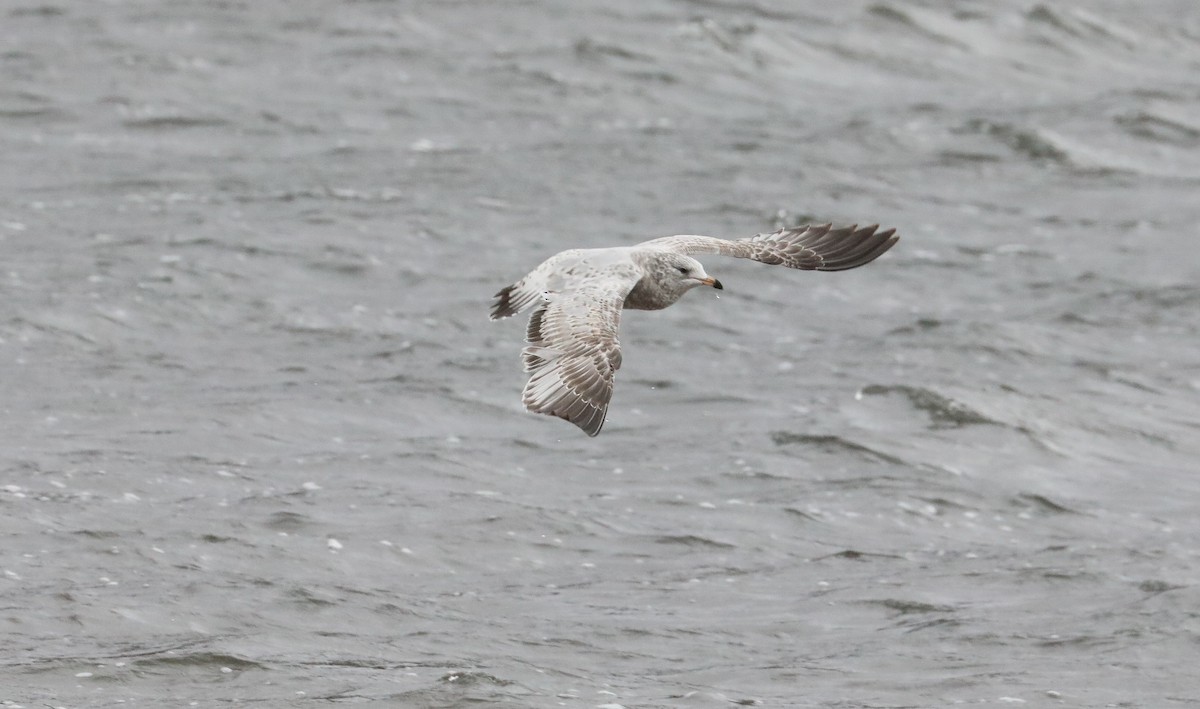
[490,223,899,436]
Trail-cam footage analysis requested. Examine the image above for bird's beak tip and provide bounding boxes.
[711,279,724,290]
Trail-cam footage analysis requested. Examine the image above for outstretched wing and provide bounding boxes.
[643,223,898,271]
[519,266,640,437]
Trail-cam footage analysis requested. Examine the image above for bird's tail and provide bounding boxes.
[490,282,542,320]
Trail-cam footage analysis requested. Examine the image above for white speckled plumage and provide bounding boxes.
[491,223,898,436]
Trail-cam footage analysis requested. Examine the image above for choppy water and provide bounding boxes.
[3,1,1199,707]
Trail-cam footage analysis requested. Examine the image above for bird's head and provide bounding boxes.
[664,254,723,292]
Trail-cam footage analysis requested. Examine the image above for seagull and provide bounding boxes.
[490,223,899,436]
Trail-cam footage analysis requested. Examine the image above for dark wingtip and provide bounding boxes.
[814,224,900,271]
[572,409,605,436]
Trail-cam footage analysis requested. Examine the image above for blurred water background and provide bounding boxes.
[3,1,1199,706]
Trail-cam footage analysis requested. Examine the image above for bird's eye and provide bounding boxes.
[677,266,688,274]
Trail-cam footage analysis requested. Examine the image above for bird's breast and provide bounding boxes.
[623,276,678,310]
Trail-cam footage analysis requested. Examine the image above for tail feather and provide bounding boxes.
[490,283,540,320]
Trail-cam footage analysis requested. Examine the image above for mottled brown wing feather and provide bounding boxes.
[644,223,898,271]
[520,282,633,437]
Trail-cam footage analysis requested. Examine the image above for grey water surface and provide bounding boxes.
[3,1,1200,707]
